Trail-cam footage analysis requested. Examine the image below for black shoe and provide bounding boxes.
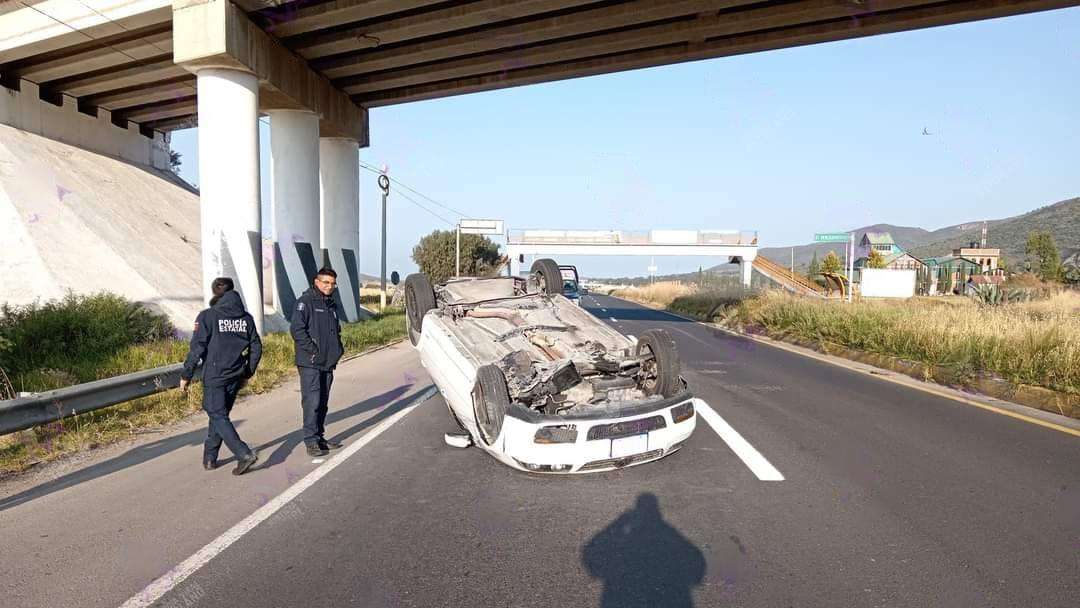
[306,444,329,457]
[232,452,258,476]
[203,458,218,471]
[319,439,343,450]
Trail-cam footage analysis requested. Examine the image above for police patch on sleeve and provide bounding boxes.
[297,302,305,311]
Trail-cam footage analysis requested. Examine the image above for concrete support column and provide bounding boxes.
[740,256,753,288]
[269,110,320,320]
[196,67,263,333]
[509,252,522,278]
[319,137,363,321]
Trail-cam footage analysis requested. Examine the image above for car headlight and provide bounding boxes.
[534,425,578,444]
[671,401,694,423]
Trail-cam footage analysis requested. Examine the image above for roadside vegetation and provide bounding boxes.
[611,278,1080,397]
[610,281,696,309]
[0,293,406,476]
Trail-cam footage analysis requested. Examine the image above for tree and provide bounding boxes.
[821,251,842,275]
[1025,231,1062,282]
[866,249,887,269]
[411,230,501,284]
[807,252,821,279]
[998,254,1009,274]
[168,150,182,172]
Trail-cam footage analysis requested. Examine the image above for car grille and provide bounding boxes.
[579,449,665,472]
[586,415,667,440]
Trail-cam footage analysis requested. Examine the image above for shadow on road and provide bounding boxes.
[0,423,229,512]
[0,384,429,510]
[242,383,416,471]
[582,493,706,607]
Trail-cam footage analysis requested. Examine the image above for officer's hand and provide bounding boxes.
[179,378,189,392]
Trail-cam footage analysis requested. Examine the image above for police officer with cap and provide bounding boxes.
[180,277,261,475]
[290,267,345,456]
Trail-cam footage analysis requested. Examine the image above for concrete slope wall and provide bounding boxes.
[0,124,203,332]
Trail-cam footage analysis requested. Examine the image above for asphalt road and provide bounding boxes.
[4,295,1078,607]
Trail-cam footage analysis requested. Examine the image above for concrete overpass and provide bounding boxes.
[2,0,1076,331]
[507,228,759,285]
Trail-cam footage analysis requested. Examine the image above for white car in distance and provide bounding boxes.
[404,258,699,474]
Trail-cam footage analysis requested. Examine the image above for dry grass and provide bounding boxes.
[611,281,696,308]
[0,311,406,476]
[727,290,1080,395]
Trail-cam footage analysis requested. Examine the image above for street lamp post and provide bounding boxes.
[378,173,390,309]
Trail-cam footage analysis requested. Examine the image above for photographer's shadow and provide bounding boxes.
[583,493,706,608]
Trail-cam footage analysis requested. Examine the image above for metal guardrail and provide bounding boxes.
[0,363,196,436]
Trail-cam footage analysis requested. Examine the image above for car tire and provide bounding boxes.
[473,364,510,446]
[530,258,563,295]
[635,329,681,398]
[404,273,436,346]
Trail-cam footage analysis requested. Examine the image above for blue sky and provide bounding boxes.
[171,7,1079,278]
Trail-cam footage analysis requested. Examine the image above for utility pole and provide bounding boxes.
[378,173,390,309]
[847,232,854,303]
[455,223,461,278]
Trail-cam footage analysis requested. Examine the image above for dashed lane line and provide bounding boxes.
[696,400,784,481]
[119,385,439,608]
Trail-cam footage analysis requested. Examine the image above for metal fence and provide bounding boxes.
[0,363,197,436]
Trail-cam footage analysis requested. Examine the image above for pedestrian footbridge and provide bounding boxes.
[506,229,758,286]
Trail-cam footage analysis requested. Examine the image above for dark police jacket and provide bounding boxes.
[290,288,344,371]
[182,290,263,387]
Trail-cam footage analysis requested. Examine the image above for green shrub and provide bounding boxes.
[0,293,175,383]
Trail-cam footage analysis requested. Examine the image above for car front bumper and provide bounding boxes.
[487,395,701,474]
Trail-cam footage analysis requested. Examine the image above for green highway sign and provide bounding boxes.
[814,233,850,242]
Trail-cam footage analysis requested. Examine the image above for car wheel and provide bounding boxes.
[404,273,436,346]
[635,329,681,397]
[530,258,563,295]
[473,364,510,446]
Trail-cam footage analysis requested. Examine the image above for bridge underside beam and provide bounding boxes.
[173,0,367,142]
[343,0,1078,107]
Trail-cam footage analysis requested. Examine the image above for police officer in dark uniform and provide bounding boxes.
[290,267,345,457]
[180,277,261,475]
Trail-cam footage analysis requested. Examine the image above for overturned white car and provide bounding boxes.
[405,259,698,474]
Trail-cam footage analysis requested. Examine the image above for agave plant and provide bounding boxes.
[970,284,1032,306]
[971,284,1005,306]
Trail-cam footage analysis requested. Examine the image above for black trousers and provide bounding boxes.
[298,367,334,446]
[203,379,251,460]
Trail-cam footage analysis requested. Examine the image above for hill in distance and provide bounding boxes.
[752,196,1079,272]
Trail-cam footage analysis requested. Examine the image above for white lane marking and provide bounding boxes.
[695,400,784,481]
[311,458,325,464]
[119,386,438,608]
[609,317,618,322]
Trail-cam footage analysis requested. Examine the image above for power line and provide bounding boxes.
[358,160,469,218]
[393,188,455,226]
[253,119,455,226]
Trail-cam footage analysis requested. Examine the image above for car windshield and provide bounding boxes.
[563,279,578,293]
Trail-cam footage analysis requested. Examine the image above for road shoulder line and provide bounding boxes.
[119,385,438,608]
[696,401,784,481]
